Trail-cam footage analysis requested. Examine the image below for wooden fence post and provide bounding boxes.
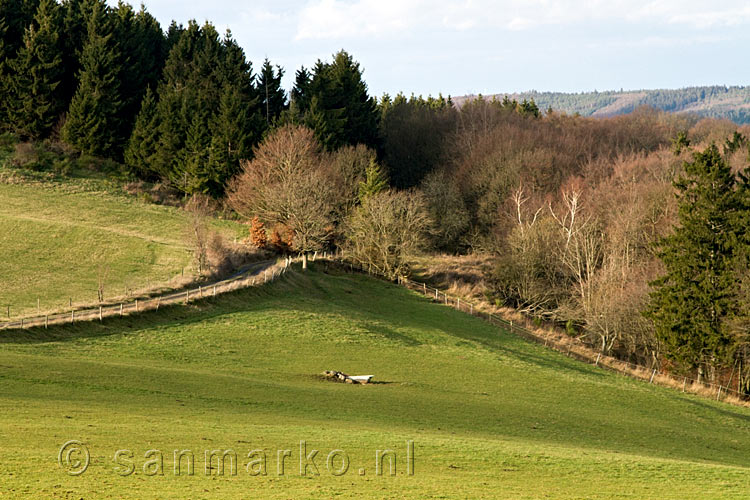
[682,377,687,392]
[156,297,161,311]
[45,315,48,329]
[71,310,74,323]
[120,303,123,316]
[135,299,139,312]
[186,290,189,304]
[99,306,103,321]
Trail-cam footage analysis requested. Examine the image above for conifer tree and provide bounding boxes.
[291,51,379,150]
[149,20,201,181]
[4,0,63,139]
[59,0,90,105]
[258,58,286,126]
[205,85,250,195]
[358,157,388,202]
[113,2,164,143]
[61,1,122,156]
[182,108,211,193]
[291,66,312,112]
[646,144,742,381]
[124,86,158,178]
[0,16,11,129]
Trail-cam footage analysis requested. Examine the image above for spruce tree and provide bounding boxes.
[358,157,388,202]
[4,0,63,139]
[205,85,250,195]
[291,66,312,112]
[291,51,379,150]
[59,0,89,106]
[182,109,211,193]
[124,86,158,179]
[257,58,286,126]
[61,1,122,156]
[0,16,11,129]
[113,2,164,144]
[150,21,201,181]
[646,144,742,381]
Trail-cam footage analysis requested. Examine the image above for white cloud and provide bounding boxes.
[295,0,425,40]
[294,0,750,40]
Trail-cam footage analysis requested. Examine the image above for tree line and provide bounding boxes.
[0,0,388,196]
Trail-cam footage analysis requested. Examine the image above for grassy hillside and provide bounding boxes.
[1,266,749,499]
[457,86,750,123]
[0,153,244,318]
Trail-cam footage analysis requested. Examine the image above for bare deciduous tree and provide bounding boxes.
[227,125,335,269]
[185,194,213,277]
[344,190,432,279]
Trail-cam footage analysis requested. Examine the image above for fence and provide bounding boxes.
[0,258,291,331]
[3,251,747,405]
[324,257,747,405]
[389,274,748,405]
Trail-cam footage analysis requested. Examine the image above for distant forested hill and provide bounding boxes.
[455,86,750,124]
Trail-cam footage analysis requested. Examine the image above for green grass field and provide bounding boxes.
[0,179,243,318]
[1,266,749,499]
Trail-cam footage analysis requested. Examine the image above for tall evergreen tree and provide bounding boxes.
[182,108,211,193]
[0,15,11,129]
[4,0,64,139]
[112,2,164,144]
[61,0,122,156]
[290,66,312,111]
[257,58,286,126]
[146,23,262,194]
[646,144,742,381]
[204,85,250,195]
[290,51,379,150]
[124,86,158,178]
[322,50,379,148]
[358,157,388,202]
[58,0,91,106]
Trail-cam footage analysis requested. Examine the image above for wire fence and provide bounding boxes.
[3,250,746,405]
[0,258,291,331]
[326,257,748,405]
[392,275,748,404]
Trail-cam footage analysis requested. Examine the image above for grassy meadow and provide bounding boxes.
[1,266,749,499]
[0,176,243,318]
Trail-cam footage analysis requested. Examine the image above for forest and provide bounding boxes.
[3,0,750,392]
[467,86,750,123]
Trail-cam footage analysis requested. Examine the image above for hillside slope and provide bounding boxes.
[0,172,243,318]
[456,86,750,123]
[1,267,749,499]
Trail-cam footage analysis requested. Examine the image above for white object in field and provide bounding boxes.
[350,375,374,383]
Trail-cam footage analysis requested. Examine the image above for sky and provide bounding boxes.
[118,0,750,98]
